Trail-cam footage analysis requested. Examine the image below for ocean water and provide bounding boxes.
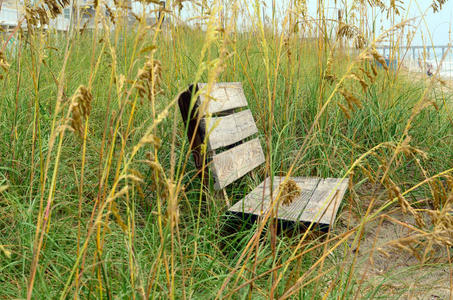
[405,57,453,79]
[377,48,453,79]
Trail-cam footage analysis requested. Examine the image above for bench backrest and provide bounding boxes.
[178,82,265,190]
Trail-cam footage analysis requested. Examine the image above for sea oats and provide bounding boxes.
[359,67,375,83]
[324,56,337,84]
[340,89,362,109]
[70,86,93,136]
[278,179,302,206]
[370,48,389,71]
[136,57,162,100]
[105,5,116,24]
[337,23,356,39]
[432,0,447,13]
[350,72,369,92]
[145,152,169,199]
[338,103,351,119]
[0,51,10,76]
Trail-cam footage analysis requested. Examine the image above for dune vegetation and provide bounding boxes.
[0,0,452,298]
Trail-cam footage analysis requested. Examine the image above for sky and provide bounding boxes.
[149,0,453,46]
[303,0,453,46]
[239,0,453,46]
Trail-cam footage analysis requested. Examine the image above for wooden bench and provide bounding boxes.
[178,82,348,228]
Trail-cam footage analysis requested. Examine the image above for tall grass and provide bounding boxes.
[0,0,452,298]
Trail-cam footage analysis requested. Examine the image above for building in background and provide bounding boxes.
[0,0,20,29]
[0,0,167,32]
[0,0,70,31]
[0,0,101,32]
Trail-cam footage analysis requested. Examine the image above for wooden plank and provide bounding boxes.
[228,176,348,227]
[197,82,248,115]
[228,177,320,216]
[202,109,258,150]
[211,138,265,190]
[299,178,348,225]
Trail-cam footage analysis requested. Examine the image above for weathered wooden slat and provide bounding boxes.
[299,178,348,225]
[228,177,320,216]
[229,177,319,216]
[203,109,258,150]
[228,176,348,227]
[197,82,248,115]
[211,138,265,190]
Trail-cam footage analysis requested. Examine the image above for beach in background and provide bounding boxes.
[376,46,453,80]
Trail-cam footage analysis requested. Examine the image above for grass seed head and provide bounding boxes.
[389,190,453,263]
[371,63,378,76]
[432,0,447,12]
[338,103,351,119]
[370,48,389,71]
[324,56,337,84]
[145,152,169,199]
[279,179,302,206]
[360,67,375,83]
[111,201,127,231]
[350,72,369,92]
[70,86,93,136]
[0,51,10,75]
[136,57,162,99]
[388,181,426,228]
[25,0,69,28]
[339,89,363,111]
[354,35,367,49]
[337,23,356,39]
[105,5,116,24]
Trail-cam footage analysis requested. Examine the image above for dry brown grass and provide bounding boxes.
[278,179,302,206]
